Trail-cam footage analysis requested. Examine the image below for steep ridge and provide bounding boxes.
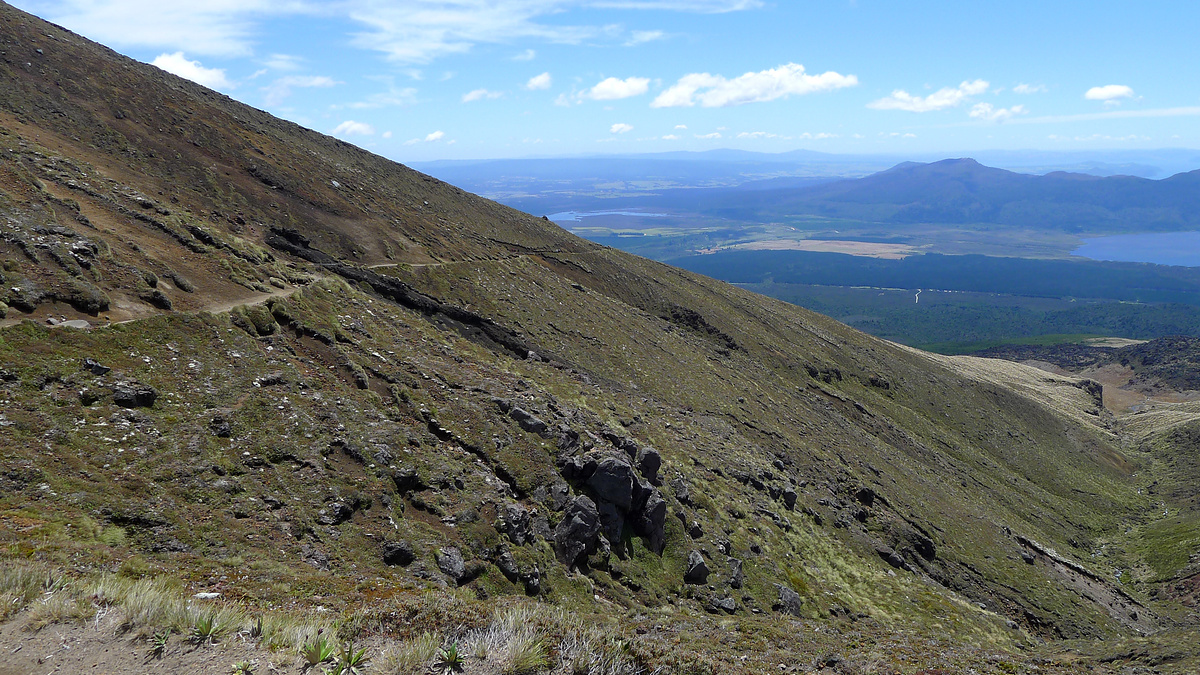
[1,3,1196,671]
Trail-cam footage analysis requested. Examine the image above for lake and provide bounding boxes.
[548,210,670,223]
[1072,231,1200,267]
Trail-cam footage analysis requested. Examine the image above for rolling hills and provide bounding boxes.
[1,2,1199,673]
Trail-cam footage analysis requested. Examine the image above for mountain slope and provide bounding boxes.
[1,3,1197,672]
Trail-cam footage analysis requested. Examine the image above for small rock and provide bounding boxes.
[728,557,744,589]
[711,596,737,614]
[684,550,710,584]
[318,502,354,525]
[381,540,415,567]
[671,477,691,505]
[111,381,157,408]
[209,415,232,438]
[193,592,221,600]
[499,502,532,545]
[774,584,804,617]
[82,358,110,375]
[436,546,467,581]
[495,550,520,581]
[509,407,547,434]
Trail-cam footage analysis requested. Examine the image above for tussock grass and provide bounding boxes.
[0,562,57,621]
[375,631,442,675]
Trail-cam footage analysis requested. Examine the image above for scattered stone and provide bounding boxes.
[509,407,547,434]
[495,550,520,581]
[671,476,691,505]
[1020,549,1036,565]
[318,502,354,525]
[436,546,467,581]
[782,486,797,510]
[193,592,221,600]
[710,596,737,614]
[82,358,111,375]
[498,502,532,545]
[209,415,232,438]
[521,567,541,596]
[111,381,157,408]
[554,496,600,566]
[728,557,744,589]
[381,540,415,567]
[875,545,907,571]
[684,550,710,585]
[774,584,804,616]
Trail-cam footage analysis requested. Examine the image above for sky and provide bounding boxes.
[10,1,1200,162]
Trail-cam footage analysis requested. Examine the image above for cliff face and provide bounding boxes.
[1,2,1195,671]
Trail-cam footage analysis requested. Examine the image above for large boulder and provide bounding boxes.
[587,457,636,511]
[498,502,532,545]
[554,496,601,566]
[381,540,416,567]
[111,381,157,408]
[635,445,662,485]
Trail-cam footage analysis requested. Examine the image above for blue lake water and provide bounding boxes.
[1072,231,1200,267]
[549,210,670,223]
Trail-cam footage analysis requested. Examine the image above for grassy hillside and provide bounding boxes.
[1,2,1198,672]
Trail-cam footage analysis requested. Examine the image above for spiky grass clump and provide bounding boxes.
[0,562,58,621]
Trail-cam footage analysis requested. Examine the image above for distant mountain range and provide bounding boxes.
[720,158,1200,231]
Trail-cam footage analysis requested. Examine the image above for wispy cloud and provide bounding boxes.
[151,52,231,89]
[264,53,305,71]
[1013,106,1200,124]
[512,48,537,61]
[525,72,553,90]
[868,79,988,112]
[969,102,1028,122]
[462,88,504,102]
[652,63,857,108]
[695,131,722,139]
[261,74,339,106]
[625,29,665,46]
[1013,83,1046,95]
[583,76,651,100]
[610,122,634,133]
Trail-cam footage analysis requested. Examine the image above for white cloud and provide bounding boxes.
[695,132,722,139]
[463,88,504,102]
[798,132,837,139]
[736,131,778,139]
[382,131,393,138]
[625,29,665,46]
[969,102,1028,122]
[662,134,680,140]
[652,63,857,108]
[264,53,304,71]
[868,79,988,112]
[1013,83,1046,95]
[404,130,447,145]
[513,48,537,61]
[1085,84,1134,101]
[332,120,375,135]
[262,75,339,106]
[150,52,231,89]
[584,76,651,100]
[610,122,634,133]
[525,72,553,90]
[674,124,687,129]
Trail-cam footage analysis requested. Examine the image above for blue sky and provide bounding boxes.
[11,1,1200,162]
